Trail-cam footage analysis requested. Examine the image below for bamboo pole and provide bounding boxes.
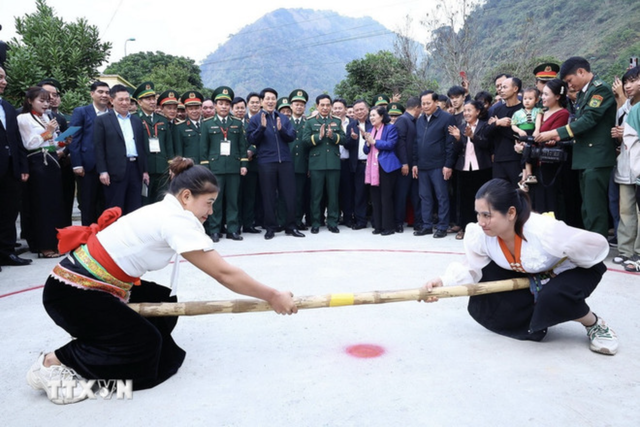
[128,278,530,317]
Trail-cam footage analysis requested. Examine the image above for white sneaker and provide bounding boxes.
[26,353,88,404]
[585,317,618,355]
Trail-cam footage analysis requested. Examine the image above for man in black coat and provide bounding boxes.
[0,66,31,268]
[393,96,422,233]
[345,99,371,229]
[94,84,148,215]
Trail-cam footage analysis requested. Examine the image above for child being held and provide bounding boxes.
[512,87,542,191]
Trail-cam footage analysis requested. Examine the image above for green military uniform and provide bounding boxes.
[135,86,177,204]
[240,114,261,232]
[173,91,204,162]
[302,111,345,229]
[200,86,247,239]
[556,76,617,237]
[132,82,178,205]
[288,90,310,228]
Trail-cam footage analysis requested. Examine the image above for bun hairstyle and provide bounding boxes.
[476,178,531,240]
[168,157,218,197]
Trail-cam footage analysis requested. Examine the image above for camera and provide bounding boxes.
[516,134,570,163]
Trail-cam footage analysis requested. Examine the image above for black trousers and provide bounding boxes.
[78,169,105,226]
[339,159,354,225]
[353,161,369,227]
[457,168,492,229]
[258,161,296,231]
[468,261,606,341]
[370,166,398,232]
[44,277,185,391]
[103,160,143,215]
[0,161,22,257]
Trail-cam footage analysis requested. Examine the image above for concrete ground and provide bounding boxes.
[1,219,639,427]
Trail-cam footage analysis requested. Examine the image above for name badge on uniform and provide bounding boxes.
[220,140,231,156]
[148,137,161,153]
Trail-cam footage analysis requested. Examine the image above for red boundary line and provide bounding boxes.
[1,249,634,299]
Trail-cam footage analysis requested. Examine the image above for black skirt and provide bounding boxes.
[467,261,606,341]
[43,261,186,391]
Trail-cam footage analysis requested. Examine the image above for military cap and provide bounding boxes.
[132,81,156,100]
[388,102,405,116]
[180,91,204,106]
[289,89,309,103]
[373,94,390,106]
[177,102,185,111]
[533,63,560,81]
[158,90,180,106]
[37,78,62,92]
[277,97,292,112]
[212,86,234,102]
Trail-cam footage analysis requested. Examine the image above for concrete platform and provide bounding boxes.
[1,224,638,426]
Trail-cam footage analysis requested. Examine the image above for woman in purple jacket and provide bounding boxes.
[363,106,402,235]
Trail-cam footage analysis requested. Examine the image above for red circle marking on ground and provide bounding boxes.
[345,344,385,358]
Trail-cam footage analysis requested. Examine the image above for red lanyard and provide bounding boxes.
[143,121,162,138]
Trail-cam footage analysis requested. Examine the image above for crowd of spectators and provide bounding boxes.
[1,55,639,273]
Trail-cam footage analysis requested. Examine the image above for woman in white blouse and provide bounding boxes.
[27,157,297,404]
[422,178,618,355]
[17,86,65,258]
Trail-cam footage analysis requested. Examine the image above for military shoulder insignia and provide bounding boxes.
[203,116,215,122]
[175,119,185,125]
[589,95,603,108]
[593,80,603,87]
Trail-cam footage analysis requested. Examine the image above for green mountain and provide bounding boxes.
[469,0,640,85]
[199,8,395,100]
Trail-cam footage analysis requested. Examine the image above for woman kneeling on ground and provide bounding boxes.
[421,178,618,355]
[27,157,297,404]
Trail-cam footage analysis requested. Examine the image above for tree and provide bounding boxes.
[334,50,437,104]
[421,0,489,94]
[104,51,203,93]
[4,0,111,112]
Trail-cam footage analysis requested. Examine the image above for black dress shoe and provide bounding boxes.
[0,253,33,266]
[296,224,308,231]
[433,229,447,238]
[327,226,340,233]
[226,232,243,241]
[381,230,395,236]
[311,227,319,234]
[242,226,262,234]
[275,226,285,233]
[286,228,305,238]
[264,230,275,240]
[210,233,221,243]
[372,229,381,235]
[353,223,367,230]
[395,225,404,233]
[413,228,433,236]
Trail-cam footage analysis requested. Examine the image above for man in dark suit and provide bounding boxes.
[69,80,110,225]
[246,88,304,240]
[0,66,31,268]
[393,96,422,233]
[412,91,457,238]
[345,100,371,230]
[94,84,148,215]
